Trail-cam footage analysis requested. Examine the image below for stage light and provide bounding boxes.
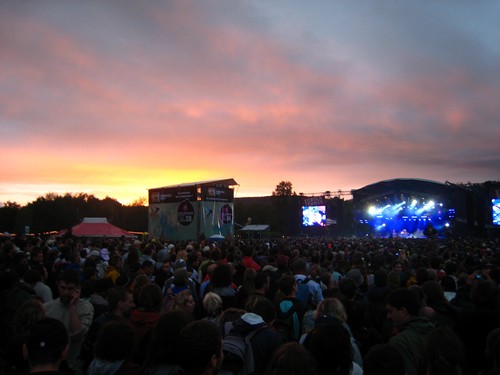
[368,206,377,216]
[445,223,450,227]
[411,199,417,207]
[416,200,436,215]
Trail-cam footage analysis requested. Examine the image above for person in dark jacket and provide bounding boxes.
[207,264,238,311]
[227,296,283,375]
[421,280,459,328]
[424,326,464,375]
[275,274,306,342]
[177,320,223,375]
[142,310,192,375]
[264,342,319,375]
[87,320,141,375]
[304,318,361,375]
[80,286,135,372]
[478,327,500,375]
[455,280,500,375]
[386,288,435,375]
[129,283,162,364]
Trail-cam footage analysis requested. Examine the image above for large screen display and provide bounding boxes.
[493,199,500,226]
[302,205,326,227]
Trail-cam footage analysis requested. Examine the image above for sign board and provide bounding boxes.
[149,186,197,204]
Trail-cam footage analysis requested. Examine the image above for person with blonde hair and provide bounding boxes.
[176,249,188,262]
[203,292,223,326]
[173,290,196,316]
[314,297,347,322]
[302,285,345,336]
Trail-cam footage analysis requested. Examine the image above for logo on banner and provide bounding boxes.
[302,196,326,206]
[221,204,233,224]
[177,200,194,226]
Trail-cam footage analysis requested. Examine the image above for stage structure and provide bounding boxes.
[352,179,463,238]
[148,179,238,241]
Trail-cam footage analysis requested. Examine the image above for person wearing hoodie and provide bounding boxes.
[225,295,283,375]
[386,287,435,375]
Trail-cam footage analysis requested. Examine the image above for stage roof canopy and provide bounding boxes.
[150,178,238,190]
[352,178,454,203]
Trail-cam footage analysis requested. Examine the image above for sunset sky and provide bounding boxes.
[1,1,499,206]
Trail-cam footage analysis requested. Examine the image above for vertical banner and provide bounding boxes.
[199,201,234,238]
[221,204,233,225]
[177,200,195,226]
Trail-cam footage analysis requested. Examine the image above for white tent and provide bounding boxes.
[240,224,270,239]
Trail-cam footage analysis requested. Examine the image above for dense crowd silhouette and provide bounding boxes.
[1,234,499,375]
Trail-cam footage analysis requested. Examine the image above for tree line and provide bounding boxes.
[0,193,148,235]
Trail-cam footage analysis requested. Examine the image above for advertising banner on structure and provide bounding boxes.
[148,201,234,240]
[201,186,234,202]
[301,196,326,206]
[149,186,197,204]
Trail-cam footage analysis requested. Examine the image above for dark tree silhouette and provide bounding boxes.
[0,193,148,235]
[272,181,296,197]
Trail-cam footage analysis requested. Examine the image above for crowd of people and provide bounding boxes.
[0,233,499,375]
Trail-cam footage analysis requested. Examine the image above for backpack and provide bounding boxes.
[219,326,265,375]
[274,300,300,342]
[295,277,313,309]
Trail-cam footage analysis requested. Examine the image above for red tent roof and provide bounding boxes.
[60,217,135,238]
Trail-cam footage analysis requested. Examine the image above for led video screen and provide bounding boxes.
[493,199,500,226]
[302,205,326,227]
